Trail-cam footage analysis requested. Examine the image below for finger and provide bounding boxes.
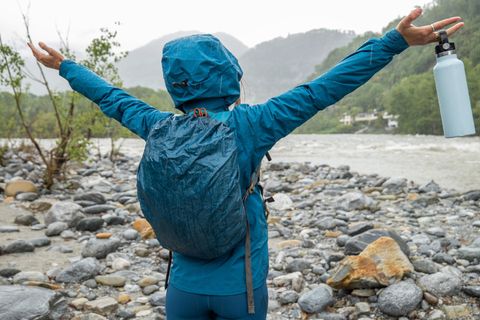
[38,42,59,57]
[399,7,423,28]
[432,17,462,31]
[27,42,43,59]
[446,22,465,37]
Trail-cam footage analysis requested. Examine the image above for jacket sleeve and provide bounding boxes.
[59,60,172,140]
[240,28,409,161]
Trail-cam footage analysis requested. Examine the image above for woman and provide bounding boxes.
[29,8,463,320]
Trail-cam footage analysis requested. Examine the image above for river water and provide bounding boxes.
[3,134,479,192]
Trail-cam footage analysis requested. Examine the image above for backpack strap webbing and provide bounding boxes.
[164,250,173,289]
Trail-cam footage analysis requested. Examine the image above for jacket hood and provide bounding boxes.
[162,34,243,113]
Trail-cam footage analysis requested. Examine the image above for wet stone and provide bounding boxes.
[4,239,35,254]
[14,213,40,226]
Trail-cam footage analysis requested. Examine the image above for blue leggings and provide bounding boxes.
[166,283,268,320]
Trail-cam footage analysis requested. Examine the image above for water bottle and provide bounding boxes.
[433,30,476,138]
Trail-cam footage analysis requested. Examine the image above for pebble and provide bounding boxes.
[95,275,126,287]
[45,221,69,236]
[297,284,334,313]
[81,237,121,259]
[418,272,462,296]
[378,281,423,316]
[4,239,35,254]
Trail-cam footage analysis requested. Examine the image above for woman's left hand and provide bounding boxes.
[396,7,464,46]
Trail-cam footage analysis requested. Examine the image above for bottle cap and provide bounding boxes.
[435,30,456,55]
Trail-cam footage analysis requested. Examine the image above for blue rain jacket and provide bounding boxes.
[59,28,409,295]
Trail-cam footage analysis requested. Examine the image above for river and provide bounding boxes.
[2,134,479,192]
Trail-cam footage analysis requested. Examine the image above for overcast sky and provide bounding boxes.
[1,0,434,51]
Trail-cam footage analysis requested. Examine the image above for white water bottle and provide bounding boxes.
[433,30,476,138]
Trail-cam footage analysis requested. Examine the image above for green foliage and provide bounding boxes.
[303,0,480,135]
[0,87,174,138]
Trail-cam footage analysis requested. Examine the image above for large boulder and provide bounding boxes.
[0,285,70,319]
[328,237,413,289]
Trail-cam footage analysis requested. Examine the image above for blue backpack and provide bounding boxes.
[137,108,252,259]
[137,108,271,313]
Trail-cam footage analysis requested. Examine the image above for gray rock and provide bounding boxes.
[44,201,83,226]
[83,204,117,214]
[15,192,39,201]
[413,259,439,274]
[314,313,347,320]
[382,177,407,194]
[297,284,334,313]
[45,221,68,236]
[123,229,139,240]
[285,259,311,273]
[419,180,441,193]
[378,281,422,316]
[56,257,102,283]
[0,285,69,319]
[14,213,39,226]
[13,271,48,284]
[82,238,121,259]
[463,190,480,201]
[336,192,375,211]
[29,237,51,247]
[76,217,104,232]
[426,227,446,237]
[4,239,35,254]
[278,290,299,304]
[462,286,480,298]
[74,192,106,204]
[347,222,374,236]
[0,268,20,278]
[418,272,462,296]
[457,247,480,261]
[433,253,455,265]
[0,226,19,233]
[345,229,409,256]
[149,291,166,306]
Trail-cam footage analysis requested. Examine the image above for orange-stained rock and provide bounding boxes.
[407,193,419,201]
[325,230,342,238]
[5,180,37,197]
[96,232,112,239]
[276,239,302,249]
[327,237,413,289]
[118,293,131,304]
[132,219,156,239]
[3,196,14,203]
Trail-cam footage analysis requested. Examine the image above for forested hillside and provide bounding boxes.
[297,0,480,135]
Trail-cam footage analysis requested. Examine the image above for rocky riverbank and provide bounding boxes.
[0,147,479,320]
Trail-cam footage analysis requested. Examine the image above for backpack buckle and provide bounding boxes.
[193,108,208,117]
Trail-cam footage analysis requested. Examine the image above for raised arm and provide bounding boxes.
[238,8,464,162]
[28,43,171,140]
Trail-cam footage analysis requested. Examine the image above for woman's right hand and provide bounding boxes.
[27,42,64,70]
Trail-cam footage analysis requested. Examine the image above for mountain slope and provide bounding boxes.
[117,31,249,89]
[240,29,355,103]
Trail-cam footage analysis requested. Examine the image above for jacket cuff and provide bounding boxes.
[382,28,410,54]
[59,59,76,78]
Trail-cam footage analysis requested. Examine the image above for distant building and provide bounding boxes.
[340,110,399,128]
